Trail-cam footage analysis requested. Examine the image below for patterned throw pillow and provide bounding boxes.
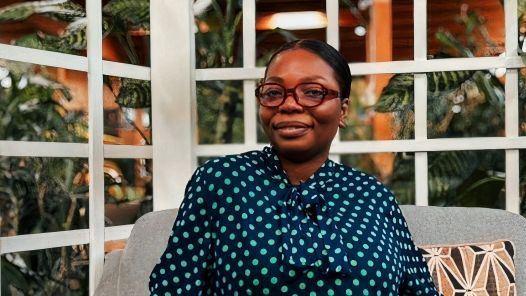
[418,240,516,296]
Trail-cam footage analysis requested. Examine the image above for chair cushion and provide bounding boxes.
[418,240,516,296]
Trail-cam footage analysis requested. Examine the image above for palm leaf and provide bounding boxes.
[427,70,473,95]
[435,31,474,58]
[1,257,30,295]
[374,74,414,112]
[375,70,477,124]
[103,0,149,31]
[0,0,84,22]
[428,150,480,203]
[115,78,151,108]
[14,17,113,54]
[14,33,79,54]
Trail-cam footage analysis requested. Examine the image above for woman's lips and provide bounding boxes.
[273,121,311,138]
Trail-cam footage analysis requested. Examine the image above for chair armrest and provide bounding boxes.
[94,249,124,296]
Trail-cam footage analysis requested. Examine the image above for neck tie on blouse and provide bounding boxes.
[278,180,353,276]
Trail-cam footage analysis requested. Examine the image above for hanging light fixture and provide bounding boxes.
[258,11,327,30]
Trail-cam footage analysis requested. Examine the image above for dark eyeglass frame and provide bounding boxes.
[255,82,340,108]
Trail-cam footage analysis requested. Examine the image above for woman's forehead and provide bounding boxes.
[266,48,336,83]
[270,48,323,64]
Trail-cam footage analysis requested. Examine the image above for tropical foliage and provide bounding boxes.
[0,60,89,294]
[194,0,244,144]
[374,7,506,207]
[194,0,297,144]
[0,0,152,294]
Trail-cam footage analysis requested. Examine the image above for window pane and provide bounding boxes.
[427,0,504,59]
[520,150,526,217]
[340,74,414,141]
[519,68,526,136]
[428,150,505,208]
[339,0,414,62]
[427,70,505,138]
[195,0,243,68]
[0,0,87,55]
[340,152,415,204]
[102,0,150,66]
[256,103,270,144]
[103,76,151,145]
[104,158,152,226]
[197,80,244,144]
[0,59,88,143]
[256,1,326,66]
[0,157,89,236]
[2,245,89,295]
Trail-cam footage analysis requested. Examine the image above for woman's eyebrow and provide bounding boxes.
[300,75,327,81]
[265,76,284,83]
[265,75,327,83]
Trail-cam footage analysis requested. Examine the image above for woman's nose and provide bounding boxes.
[278,93,304,112]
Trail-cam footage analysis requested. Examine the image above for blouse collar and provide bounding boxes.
[261,146,336,187]
[261,146,352,276]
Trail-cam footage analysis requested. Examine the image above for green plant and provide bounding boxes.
[0,0,152,106]
[2,245,89,296]
[374,8,506,207]
[0,0,153,294]
[0,0,149,61]
[193,0,242,144]
[194,0,297,144]
[0,0,154,196]
[0,59,89,295]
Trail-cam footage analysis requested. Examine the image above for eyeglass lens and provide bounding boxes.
[257,83,326,107]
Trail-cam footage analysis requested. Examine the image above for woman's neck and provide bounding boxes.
[279,153,328,185]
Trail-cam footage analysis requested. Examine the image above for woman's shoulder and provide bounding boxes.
[194,150,266,176]
[333,162,387,189]
[332,162,399,205]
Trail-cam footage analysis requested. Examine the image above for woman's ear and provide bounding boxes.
[339,98,349,128]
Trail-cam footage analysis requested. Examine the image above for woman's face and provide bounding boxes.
[259,48,348,162]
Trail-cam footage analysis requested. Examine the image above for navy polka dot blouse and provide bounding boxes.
[149,147,439,295]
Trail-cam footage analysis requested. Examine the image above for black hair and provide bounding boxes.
[263,39,352,100]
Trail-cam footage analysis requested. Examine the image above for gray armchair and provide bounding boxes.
[95,206,526,295]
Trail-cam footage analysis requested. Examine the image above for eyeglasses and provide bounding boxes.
[255,82,340,108]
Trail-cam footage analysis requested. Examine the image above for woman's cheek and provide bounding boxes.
[312,105,342,124]
[258,109,273,135]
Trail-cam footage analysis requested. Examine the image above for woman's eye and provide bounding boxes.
[263,89,283,98]
[303,88,324,98]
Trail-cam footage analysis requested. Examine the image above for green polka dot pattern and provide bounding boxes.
[149,147,439,295]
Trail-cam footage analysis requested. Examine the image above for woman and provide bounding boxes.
[149,39,439,295]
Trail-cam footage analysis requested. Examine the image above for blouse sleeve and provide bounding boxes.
[392,205,441,295]
[149,165,216,295]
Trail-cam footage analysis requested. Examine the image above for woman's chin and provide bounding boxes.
[272,142,325,162]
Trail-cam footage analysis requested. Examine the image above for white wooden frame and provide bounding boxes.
[0,1,155,294]
[192,0,522,211]
[0,0,523,294]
